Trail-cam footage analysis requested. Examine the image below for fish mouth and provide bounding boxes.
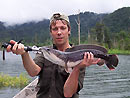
[41,47,65,66]
[42,47,51,55]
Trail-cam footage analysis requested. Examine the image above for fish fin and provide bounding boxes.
[66,68,73,73]
[97,59,105,66]
[105,54,119,70]
[106,64,115,70]
[64,62,73,73]
[66,44,108,54]
[65,62,69,73]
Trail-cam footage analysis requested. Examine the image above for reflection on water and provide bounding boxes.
[0,51,130,98]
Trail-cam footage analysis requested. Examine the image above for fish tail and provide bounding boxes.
[105,54,119,70]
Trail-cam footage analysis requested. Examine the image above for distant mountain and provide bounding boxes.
[0,21,6,31]
[0,7,129,44]
[103,7,130,32]
[69,12,107,37]
[0,19,50,43]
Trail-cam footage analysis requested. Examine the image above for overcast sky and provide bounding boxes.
[0,0,130,25]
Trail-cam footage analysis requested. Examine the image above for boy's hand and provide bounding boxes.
[6,40,25,55]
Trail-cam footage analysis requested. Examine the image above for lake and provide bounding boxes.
[0,51,130,98]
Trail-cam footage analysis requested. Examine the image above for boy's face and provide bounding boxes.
[50,20,70,46]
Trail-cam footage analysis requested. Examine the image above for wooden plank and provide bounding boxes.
[13,77,39,98]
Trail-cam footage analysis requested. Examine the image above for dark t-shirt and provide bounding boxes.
[33,45,86,98]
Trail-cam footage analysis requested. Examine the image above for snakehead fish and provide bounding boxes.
[39,47,118,71]
[1,42,118,71]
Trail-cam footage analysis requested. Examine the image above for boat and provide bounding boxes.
[13,77,39,98]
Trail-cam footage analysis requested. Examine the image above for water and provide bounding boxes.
[0,51,130,98]
[79,55,130,98]
[0,51,35,98]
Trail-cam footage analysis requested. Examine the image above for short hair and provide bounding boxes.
[50,13,71,31]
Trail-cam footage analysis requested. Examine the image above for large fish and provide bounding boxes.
[39,46,118,71]
[1,42,118,71]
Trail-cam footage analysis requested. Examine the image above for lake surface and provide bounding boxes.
[0,51,130,98]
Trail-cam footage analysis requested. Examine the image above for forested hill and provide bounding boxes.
[0,7,130,47]
[0,12,107,44]
[103,7,130,32]
[69,12,107,37]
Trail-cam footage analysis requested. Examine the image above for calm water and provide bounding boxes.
[0,51,130,98]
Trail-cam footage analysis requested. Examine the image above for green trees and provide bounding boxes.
[89,22,112,48]
[103,7,130,33]
[89,22,130,50]
[0,7,130,50]
[117,31,130,50]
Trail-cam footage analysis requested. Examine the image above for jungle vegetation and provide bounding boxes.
[0,7,130,51]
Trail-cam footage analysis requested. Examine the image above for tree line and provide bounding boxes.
[0,7,130,50]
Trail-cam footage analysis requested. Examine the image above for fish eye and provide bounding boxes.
[47,48,50,51]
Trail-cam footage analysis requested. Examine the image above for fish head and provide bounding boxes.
[41,47,61,56]
[41,47,65,66]
[41,47,57,59]
[41,47,51,55]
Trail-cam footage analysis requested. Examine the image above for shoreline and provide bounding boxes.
[108,49,130,55]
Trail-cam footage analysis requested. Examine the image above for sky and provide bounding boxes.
[0,0,130,25]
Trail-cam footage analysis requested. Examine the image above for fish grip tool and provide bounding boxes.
[1,40,22,60]
[1,40,41,60]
